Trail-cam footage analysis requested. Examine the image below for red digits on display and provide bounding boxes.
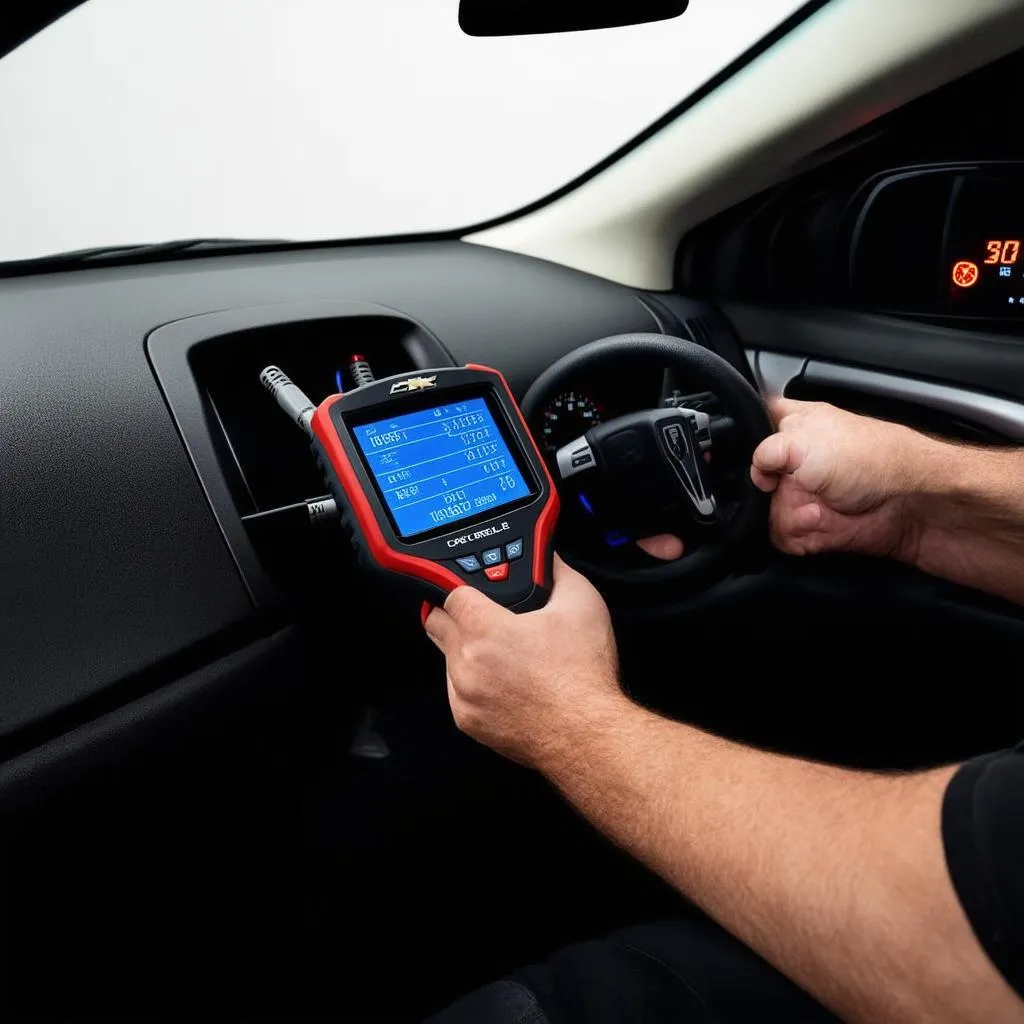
[984,239,1021,265]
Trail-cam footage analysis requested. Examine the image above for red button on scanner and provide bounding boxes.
[484,562,509,582]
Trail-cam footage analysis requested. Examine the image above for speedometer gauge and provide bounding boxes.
[539,391,603,456]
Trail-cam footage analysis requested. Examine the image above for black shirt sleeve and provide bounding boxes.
[943,741,1024,998]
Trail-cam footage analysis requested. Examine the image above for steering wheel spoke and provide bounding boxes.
[554,407,718,525]
[657,409,717,521]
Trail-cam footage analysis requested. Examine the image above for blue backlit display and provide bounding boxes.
[352,396,533,539]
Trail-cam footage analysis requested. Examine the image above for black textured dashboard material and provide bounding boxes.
[0,242,655,746]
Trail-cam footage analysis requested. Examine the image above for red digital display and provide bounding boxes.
[942,173,1024,314]
[984,239,1021,265]
[948,231,1024,311]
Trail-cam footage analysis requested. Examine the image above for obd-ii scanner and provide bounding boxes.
[260,361,559,616]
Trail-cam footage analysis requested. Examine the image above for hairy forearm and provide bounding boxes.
[904,438,1024,604]
[542,698,1023,1024]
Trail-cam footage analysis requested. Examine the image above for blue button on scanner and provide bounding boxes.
[456,554,482,573]
[482,547,503,566]
[505,538,524,561]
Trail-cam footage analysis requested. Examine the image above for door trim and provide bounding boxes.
[746,348,1024,439]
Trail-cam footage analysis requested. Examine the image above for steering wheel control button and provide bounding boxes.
[689,409,713,451]
[505,538,524,561]
[555,436,597,480]
[482,546,503,566]
[662,422,689,460]
[484,562,509,582]
[455,554,483,573]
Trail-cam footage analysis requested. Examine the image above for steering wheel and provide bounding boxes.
[521,333,773,605]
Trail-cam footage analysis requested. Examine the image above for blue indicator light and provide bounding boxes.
[578,492,595,516]
[604,530,631,548]
[335,368,345,394]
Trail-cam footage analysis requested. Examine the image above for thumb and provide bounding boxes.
[751,432,805,478]
[444,580,510,621]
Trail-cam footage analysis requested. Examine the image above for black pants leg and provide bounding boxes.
[426,913,839,1024]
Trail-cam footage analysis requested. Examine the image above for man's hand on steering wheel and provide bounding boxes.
[629,399,928,563]
[750,398,930,561]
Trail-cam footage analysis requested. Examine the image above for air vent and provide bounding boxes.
[192,316,437,515]
[148,302,455,603]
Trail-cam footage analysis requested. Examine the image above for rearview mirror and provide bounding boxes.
[458,0,689,37]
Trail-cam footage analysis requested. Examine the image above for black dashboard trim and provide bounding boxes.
[650,292,756,385]
[0,610,288,768]
[0,626,297,813]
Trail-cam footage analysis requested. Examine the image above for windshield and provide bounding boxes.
[0,0,808,263]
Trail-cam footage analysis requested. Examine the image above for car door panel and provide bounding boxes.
[747,346,1024,440]
[726,306,1024,403]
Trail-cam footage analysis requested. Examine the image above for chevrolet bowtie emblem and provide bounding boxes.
[390,375,437,394]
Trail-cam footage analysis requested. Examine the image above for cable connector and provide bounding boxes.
[259,365,316,436]
[349,353,376,390]
[306,496,337,524]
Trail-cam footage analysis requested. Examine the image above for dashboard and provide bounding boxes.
[2,231,1022,768]
[0,241,704,754]
[853,163,1024,320]
[682,160,1024,332]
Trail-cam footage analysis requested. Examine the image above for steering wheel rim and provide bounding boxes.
[521,333,773,603]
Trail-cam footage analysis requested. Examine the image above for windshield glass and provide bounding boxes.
[0,0,807,262]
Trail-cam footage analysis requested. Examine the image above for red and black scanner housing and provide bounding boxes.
[310,364,559,613]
